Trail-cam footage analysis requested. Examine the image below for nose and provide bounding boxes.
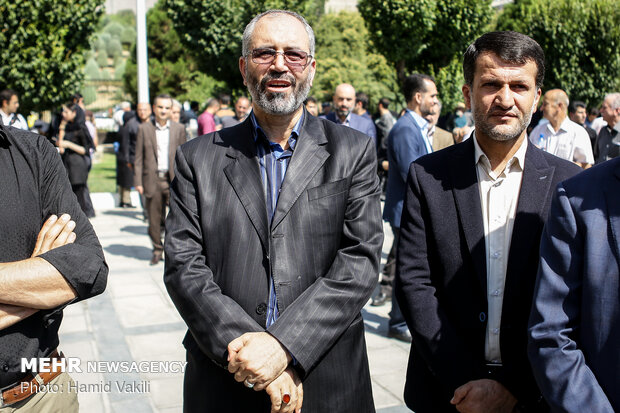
[494,84,515,109]
[271,52,288,72]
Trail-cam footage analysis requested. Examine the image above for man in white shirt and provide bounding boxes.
[529,89,593,168]
[395,31,581,413]
[0,89,28,130]
[134,94,186,265]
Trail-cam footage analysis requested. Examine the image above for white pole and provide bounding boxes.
[136,0,149,103]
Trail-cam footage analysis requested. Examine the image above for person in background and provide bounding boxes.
[197,98,221,136]
[322,83,376,144]
[354,92,372,120]
[220,96,251,128]
[57,103,96,218]
[84,110,98,149]
[304,96,319,116]
[568,100,597,149]
[171,99,182,123]
[0,89,28,130]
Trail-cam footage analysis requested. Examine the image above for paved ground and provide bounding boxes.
[59,194,412,412]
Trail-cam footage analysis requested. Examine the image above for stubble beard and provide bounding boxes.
[472,99,536,142]
[245,68,312,116]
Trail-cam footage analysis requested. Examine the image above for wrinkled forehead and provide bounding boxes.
[251,14,310,50]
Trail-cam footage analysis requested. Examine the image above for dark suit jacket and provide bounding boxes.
[322,111,377,144]
[383,112,428,228]
[164,113,383,412]
[528,159,620,412]
[133,119,186,197]
[395,138,581,412]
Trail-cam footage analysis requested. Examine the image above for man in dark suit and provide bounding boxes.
[134,94,186,265]
[395,31,581,413]
[322,83,377,144]
[381,73,438,342]
[528,158,620,412]
[164,9,382,413]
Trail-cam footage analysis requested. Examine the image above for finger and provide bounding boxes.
[296,382,303,413]
[233,370,249,383]
[281,389,295,413]
[39,214,71,253]
[32,215,58,256]
[451,384,469,405]
[67,232,77,243]
[51,220,76,249]
[267,386,281,413]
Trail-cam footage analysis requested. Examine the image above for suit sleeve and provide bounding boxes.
[164,146,264,368]
[528,183,614,412]
[133,125,144,188]
[390,125,426,183]
[395,162,483,396]
[267,137,383,377]
[365,119,377,145]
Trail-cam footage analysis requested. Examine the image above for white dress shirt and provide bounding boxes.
[474,134,527,364]
[155,121,170,173]
[408,110,433,154]
[0,110,28,130]
[529,117,594,164]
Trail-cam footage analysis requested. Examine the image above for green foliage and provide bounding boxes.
[123,0,225,103]
[114,61,126,80]
[84,58,101,79]
[97,49,109,67]
[107,38,123,59]
[81,85,97,105]
[358,0,493,112]
[120,27,136,45]
[0,0,104,112]
[104,21,124,38]
[497,0,620,108]
[312,12,401,111]
[163,0,323,90]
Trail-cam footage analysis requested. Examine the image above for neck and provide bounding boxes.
[475,131,526,174]
[407,102,421,116]
[156,118,167,127]
[253,105,303,150]
[549,114,565,132]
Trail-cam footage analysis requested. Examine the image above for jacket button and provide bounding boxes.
[479,312,486,322]
[256,303,267,315]
[2,363,9,372]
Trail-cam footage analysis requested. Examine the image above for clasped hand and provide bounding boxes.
[228,332,302,413]
[451,379,517,413]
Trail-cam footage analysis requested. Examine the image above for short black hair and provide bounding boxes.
[0,89,17,105]
[304,96,317,105]
[154,94,172,104]
[219,94,231,105]
[355,92,369,110]
[403,74,435,103]
[569,100,587,114]
[463,31,545,88]
[378,98,391,109]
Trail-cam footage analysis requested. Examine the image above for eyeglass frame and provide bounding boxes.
[246,48,314,69]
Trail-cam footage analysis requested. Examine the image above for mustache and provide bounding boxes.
[260,72,296,90]
[488,106,520,117]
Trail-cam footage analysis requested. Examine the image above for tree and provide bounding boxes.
[311,12,401,111]
[358,0,493,112]
[163,0,323,90]
[0,0,104,113]
[497,0,620,108]
[123,0,226,104]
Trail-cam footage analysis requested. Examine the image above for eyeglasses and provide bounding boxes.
[248,48,312,68]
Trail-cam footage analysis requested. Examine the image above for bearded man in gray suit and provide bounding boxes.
[164,9,383,413]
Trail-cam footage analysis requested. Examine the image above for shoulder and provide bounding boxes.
[311,115,373,154]
[561,158,618,195]
[1,126,59,166]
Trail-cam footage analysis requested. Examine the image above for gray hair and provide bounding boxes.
[242,10,315,58]
[605,92,620,110]
[171,99,182,109]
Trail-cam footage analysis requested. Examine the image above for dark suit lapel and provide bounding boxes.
[451,139,487,291]
[271,115,329,231]
[222,121,270,250]
[605,162,620,261]
[504,143,554,310]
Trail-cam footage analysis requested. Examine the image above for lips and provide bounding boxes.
[266,79,292,90]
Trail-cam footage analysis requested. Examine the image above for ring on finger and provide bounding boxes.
[282,393,291,404]
[244,378,254,389]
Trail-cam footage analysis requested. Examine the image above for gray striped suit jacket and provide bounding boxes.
[164,112,383,412]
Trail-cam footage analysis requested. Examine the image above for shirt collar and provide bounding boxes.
[250,111,303,151]
[474,132,527,174]
[155,120,170,131]
[407,109,429,132]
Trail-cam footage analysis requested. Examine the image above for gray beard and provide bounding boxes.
[246,69,312,116]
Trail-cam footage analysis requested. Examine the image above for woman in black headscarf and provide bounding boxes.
[57,102,96,218]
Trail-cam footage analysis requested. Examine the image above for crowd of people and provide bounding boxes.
[1,7,619,413]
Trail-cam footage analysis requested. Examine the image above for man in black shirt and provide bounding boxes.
[0,124,108,411]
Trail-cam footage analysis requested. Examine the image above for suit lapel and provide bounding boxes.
[271,115,329,230]
[222,121,270,250]
[451,139,487,291]
[504,143,554,311]
[605,162,620,261]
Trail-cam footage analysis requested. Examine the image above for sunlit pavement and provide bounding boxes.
[59,193,411,412]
